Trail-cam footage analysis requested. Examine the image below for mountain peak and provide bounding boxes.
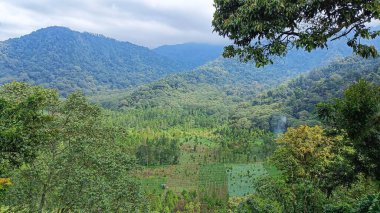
[28,26,77,37]
[37,26,73,32]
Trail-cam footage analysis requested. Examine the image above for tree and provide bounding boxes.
[1,85,145,212]
[212,0,380,67]
[136,137,180,166]
[271,125,339,184]
[318,80,380,179]
[270,125,355,197]
[354,192,380,213]
[0,82,58,175]
[245,125,376,212]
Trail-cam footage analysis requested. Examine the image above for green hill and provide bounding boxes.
[0,26,182,95]
[234,57,380,131]
[153,43,224,70]
[105,56,380,133]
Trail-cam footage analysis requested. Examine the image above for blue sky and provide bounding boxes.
[0,0,226,47]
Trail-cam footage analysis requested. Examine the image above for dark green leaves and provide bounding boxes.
[317,80,380,179]
[1,83,145,212]
[0,82,58,174]
[213,0,380,67]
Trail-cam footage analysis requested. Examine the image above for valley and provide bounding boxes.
[1,24,380,212]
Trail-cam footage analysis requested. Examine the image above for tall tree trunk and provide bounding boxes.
[38,183,48,213]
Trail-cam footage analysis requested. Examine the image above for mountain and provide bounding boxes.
[153,43,224,70]
[0,26,182,95]
[152,37,362,73]
[1,26,379,99]
[231,56,380,131]
[100,54,380,133]
[112,34,380,108]
[104,44,356,109]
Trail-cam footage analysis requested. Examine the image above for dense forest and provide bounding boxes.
[3,26,378,98]
[0,27,183,95]
[1,1,380,212]
[153,43,224,70]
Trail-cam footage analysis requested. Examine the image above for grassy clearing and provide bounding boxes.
[199,164,228,201]
[140,162,279,199]
[199,164,227,186]
[138,164,201,194]
[138,135,220,195]
[138,130,278,200]
[226,163,268,197]
[179,136,219,165]
[141,176,167,195]
[167,164,200,193]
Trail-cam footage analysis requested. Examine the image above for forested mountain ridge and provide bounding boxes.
[0,26,183,95]
[109,56,380,133]
[108,43,364,110]
[232,56,380,131]
[153,43,224,70]
[1,26,379,99]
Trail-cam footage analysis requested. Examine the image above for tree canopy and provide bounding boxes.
[318,80,380,179]
[212,0,380,67]
[0,82,58,175]
[0,83,145,212]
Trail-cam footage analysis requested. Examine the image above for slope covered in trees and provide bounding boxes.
[0,26,374,98]
[233,57,380,131]
[0,26,182,95]
[98,33,380,110]
[153,43,224,70]
[101,56,380,134]
[103,49,346,109]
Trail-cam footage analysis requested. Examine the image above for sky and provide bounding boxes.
[1,1,379,48]
[0,0,227,48]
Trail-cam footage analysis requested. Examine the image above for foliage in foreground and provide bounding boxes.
[318,80,380,179]
[0,82,145,212]
[213,0,380,66]
[237,81,380,212]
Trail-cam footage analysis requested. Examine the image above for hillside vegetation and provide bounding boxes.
[1,26,380,212]
[153,43,224,70]
[0,26,182,95]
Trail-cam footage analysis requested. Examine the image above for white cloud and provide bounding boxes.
[368,19,380,27]
[0,0,228,47]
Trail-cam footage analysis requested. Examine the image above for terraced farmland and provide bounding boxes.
[137,136,275,200]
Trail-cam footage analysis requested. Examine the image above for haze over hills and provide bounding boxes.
[153,43,224,70]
